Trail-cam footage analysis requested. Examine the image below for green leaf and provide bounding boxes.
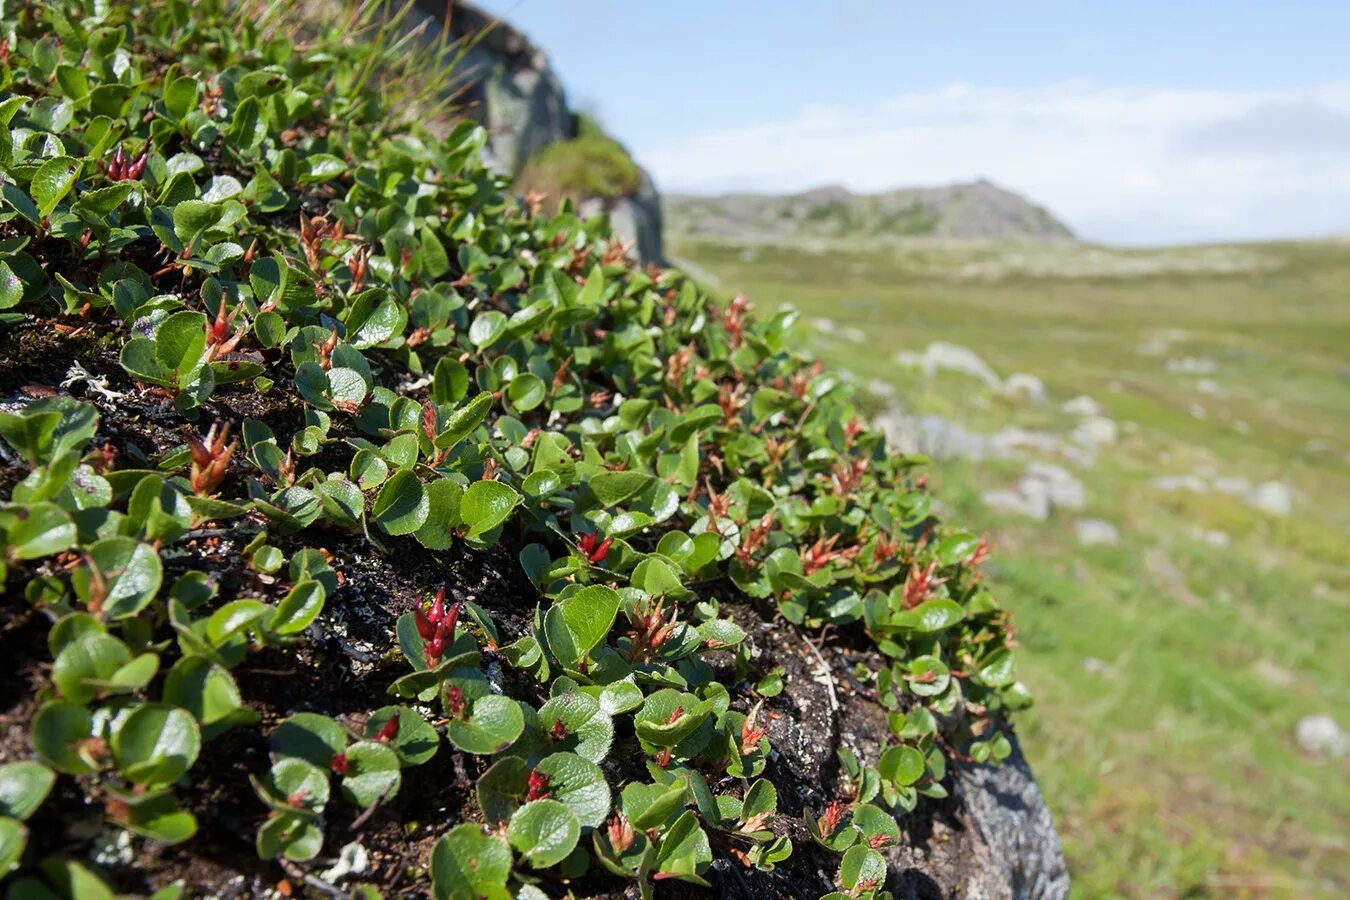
[446,695,524,754]
[31,701,94,775]
[75,182,134,217]
[543,585,620,669]
[372,470,429,536]
[363,707,439,767]
[506,373,546,412]
[154,310,208,378]
[430,824,512,900]
[533,751,610,829]
[508,799,579,868]
[468,310,507,347]
[590,471,654,507]
[620,781,686,831]
[459,480,519,538]
[878,745,925,786]
[434,391,493,451]
[172,200,223,245]
[432,356,469,404]
[32,156,81,219]
[1,502,75,560]
[0,261,21,310]
[271,713,347,767]
[79,537,163,618]
[162,657,256,740]
[51,633,131,704]
[339,741,402,807]
[256,810,324,861]
[977,648,1015,687]
[413,477,462,550]
[839,844,887,891]
[0,816,25,875]
[271,580,325,635]
[0,762,55,821]
[111,704,201,787]
[655,810,712,881]
[910,598,964,633]
[908,655,951,697]
[316,478,365,527]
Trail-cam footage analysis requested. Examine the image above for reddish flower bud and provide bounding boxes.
[446,685,466,718]
[330,753,349,775]
[414,608,436,642]
[526,769,551,801]
[374,715,400,743]
[550,718,568,741]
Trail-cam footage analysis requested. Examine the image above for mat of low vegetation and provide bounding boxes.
[0,3,1027,898]
[671,233,1350,897]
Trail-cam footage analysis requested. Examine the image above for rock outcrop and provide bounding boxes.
[666,179,1075,243]
[407,1,664,262]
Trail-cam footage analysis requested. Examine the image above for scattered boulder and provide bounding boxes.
[982,463,1086,520]
[1075,518,1120,546]
[1295,715,1348,757]
[896,341,1003,389]
[865,379,897,399]
[1189,527,1232,549]
[877,411,996,461]
[982,487,1051,521]
[1024,462,1087,510]
[1247,481,1294,516]
[1072,415,1118,448]
[1166,356,1219,375]
[1060,395,1102,417]
[1004,372,1047,404]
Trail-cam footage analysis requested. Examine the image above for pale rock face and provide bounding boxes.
[1247,480,1295,516]
[1060,395,1102,417]
[1075,518,1120,546]
[982,463,1086,520]
[1004,372,1048,404]
[1295,715,1348,757]
[896,342,1003,389]
[1166,356,1219,375]
[1072,415,1118,448]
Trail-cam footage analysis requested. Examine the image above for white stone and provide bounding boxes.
[1295,715,1348,757]
[1075,518,1120,546]
[1190,527,1231,548]
[1136,338,1170,356]
[1003,372,1047,404]
[865,379,897,399]
[981,487,1050,521]
[1073,415,1118,448]
[1022,462,1087,510]
[1151,474,1209,494]
[1247,481,1294,516]
[897,341,1003,389]
[1060,395,1102,417]
[1166,356,1219,375]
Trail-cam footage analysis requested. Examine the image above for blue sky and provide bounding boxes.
[474,1,1350,244]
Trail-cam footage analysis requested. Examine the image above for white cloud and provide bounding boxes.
[637,82,1350,244]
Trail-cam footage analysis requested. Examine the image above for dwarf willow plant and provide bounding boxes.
[0,1,1028,897]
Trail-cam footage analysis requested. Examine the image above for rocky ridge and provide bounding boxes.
[666,180,1076,244]
[406,1,665,262]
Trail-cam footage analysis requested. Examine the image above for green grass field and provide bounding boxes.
[671,235,1350,898]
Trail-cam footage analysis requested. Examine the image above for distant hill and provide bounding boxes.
[664,179,1076,243]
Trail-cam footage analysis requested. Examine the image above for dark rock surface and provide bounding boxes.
[406,1,665,263]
